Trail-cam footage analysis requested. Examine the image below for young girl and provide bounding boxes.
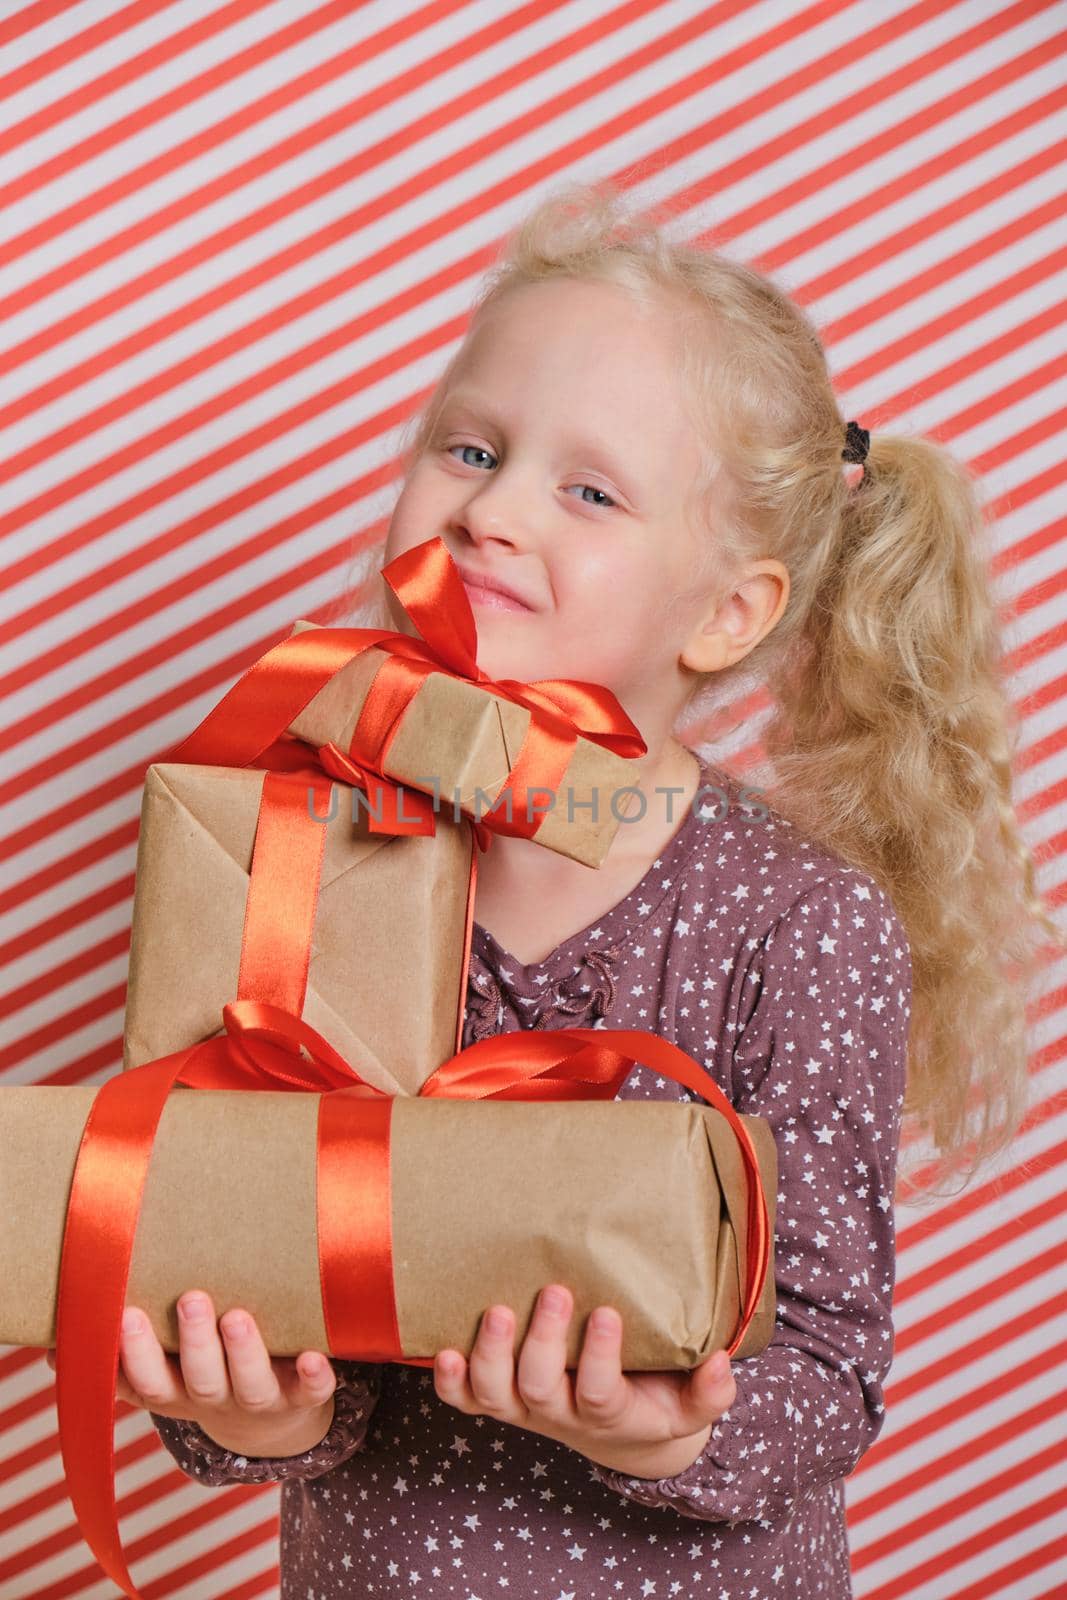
[124,181,1060,1597]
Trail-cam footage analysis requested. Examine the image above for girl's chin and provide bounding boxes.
[468,616,608,689]
[471,642,552,681]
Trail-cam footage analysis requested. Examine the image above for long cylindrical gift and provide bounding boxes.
[2,1083,776,1368]
[37,1014,773,1600]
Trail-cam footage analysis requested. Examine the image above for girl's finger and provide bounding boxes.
[175,1292,232,1406]
[694,1351,735,1416]
[573,1306,626,1424]
[516,1286,573,1421]
[434,1349,475,1412]
[671,1351,736,1439]
[467,1306,517,1414]
[120,1306,185,1409]
[46,1347,144,1410]
[218,1307,283,1412]
[116,1364,146,1408]
[288,1349,338,1408]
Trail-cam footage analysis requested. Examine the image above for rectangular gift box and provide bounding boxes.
[0,1085,777,1368]
[122,762,474,1097]
[286,620,645,869]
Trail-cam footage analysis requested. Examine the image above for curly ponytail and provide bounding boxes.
[762,430,1062,1201]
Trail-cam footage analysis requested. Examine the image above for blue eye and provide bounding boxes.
[444,444,618,509]
[451,444,494,469]
[570,483,618,509]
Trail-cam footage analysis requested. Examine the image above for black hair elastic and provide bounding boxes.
[842,419,870,465]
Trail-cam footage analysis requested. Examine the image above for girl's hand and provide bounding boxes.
[44,1290,337,1449]
[433,1283,737,1476]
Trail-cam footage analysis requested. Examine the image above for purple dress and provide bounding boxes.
[150,758,911,1598]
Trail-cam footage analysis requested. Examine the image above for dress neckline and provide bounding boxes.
[470,754,724,987]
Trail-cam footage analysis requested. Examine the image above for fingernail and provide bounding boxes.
[122,1309,142,1336]
[540,1287,566,1315]
[487,1308,511,1335]
[592,1308,617,1334]
[179,1296,208,1323]
[222,1313,250,1338]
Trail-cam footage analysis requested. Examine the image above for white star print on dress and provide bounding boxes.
[150,759,910,1599]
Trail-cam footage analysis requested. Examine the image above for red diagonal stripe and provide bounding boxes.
[0,0,116,52]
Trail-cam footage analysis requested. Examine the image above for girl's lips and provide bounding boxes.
[460,578,533,613]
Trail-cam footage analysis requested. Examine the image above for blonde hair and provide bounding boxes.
[340,178,1065,1205]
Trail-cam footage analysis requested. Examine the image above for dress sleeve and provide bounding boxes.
[148,1359,385,1486]
[588,871,911,1526]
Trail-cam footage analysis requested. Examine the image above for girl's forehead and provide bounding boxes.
[449,292,694,420]
[478,276,682,344]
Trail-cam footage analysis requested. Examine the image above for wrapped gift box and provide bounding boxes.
[122,762,474,1096]
[0,1084,777,1368]
[286,619,644,870]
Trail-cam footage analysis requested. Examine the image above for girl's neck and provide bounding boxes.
[476,736,700,902]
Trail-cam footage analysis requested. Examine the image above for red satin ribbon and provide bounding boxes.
[57,1004,770,1600]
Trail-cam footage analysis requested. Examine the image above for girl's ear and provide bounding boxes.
[680,563,790,674]
[679,625,732,675]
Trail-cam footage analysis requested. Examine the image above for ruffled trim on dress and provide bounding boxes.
[465,941,623,1038]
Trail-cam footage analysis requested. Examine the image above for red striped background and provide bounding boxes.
[1,1,1064,1595]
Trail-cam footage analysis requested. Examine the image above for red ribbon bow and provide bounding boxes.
[168,534,649,851]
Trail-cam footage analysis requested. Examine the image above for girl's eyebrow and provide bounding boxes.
[440,389,645,501]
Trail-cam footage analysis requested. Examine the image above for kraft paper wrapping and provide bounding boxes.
[286,620,643,869]
[121,763,473,1098]
[0,1087,777,1368]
